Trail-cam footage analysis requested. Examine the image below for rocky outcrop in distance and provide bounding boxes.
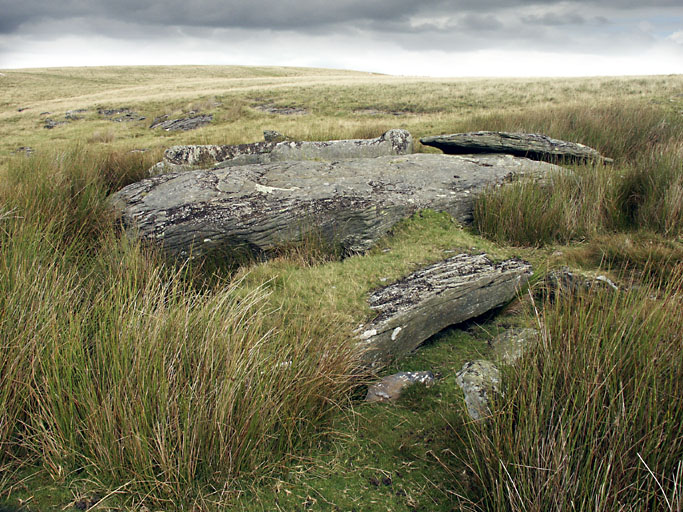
[149,114,213,131]
[110,153,560,260]
[420,131,611,164]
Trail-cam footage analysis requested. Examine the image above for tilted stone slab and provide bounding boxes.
[357,254,532,364]
[110,154,560,260]
[420,131,610,163]
[152,129,413,175]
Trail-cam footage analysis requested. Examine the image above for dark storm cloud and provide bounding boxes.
[0,0,680,35]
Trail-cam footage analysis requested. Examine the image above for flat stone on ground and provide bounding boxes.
[365,371,435,402]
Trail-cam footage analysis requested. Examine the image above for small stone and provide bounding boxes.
[254,103,308,115]
[456,360,500,420]
[365,371,435,402]
[65,108,88,120]
[13,146,34,156]
[489,328,540,366]
[542,267,619,299]
[263,129,287,142]
[44,118,67,129]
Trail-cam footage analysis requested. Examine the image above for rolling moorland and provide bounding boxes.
[0,66,682,511]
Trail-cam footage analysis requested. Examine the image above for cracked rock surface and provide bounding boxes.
[110,153,559,260]
[152,129,413,174]
[358,254,532,364]
[421,131,609,163]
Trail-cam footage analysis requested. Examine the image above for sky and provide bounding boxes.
[0,0,681,77]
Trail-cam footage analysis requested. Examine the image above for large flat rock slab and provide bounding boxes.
[152,129,413,174]
[357,254,532,364]
[420,131,609,163]
[110,153,560,260]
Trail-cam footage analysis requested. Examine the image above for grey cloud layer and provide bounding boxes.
[1,0,680,66]
[1,0,680,34]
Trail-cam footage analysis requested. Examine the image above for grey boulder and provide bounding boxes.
[456,360,500,420]
[421,131,610,164]
[152,129,413,174]
[489,327,540,366]
[110,153,560,260]
[357,254,532,364]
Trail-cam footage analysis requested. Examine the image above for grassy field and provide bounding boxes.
[1,66,682,511]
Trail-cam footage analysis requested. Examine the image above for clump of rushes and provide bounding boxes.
[619,142,683,237]
[0,146,360,504]
[473,143,683,246]
[472,102,683,247]
[473,163,624,246]
[460,266,683,511]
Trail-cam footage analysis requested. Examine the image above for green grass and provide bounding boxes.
[458,268,683,511]
[473,103,683,246]
[1,66,682,510]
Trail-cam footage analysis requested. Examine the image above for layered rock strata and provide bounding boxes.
[111,153,560,260]
[357,254,532,364]
[421,131,610,163]
[151,129,413,174]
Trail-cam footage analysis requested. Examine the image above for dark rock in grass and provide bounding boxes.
[150,114,213,131]
[98,107,146,122]
[263,129,288,142]
[152,129,413,174]
[420,131,610,164]
[254,103,307,115]
[44,118,67,129]
[358,254,532,364]
[65,108,88,120]
[365,371,435,402]
[12,146,34,156]
[456,360,500,420]
[111,153,558,260]
[542,267,618,300]
[489,327,540,365]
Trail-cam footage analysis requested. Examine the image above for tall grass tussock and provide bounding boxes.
[0,144,360,503]
[474,102,683,245]
[461,269,683,511]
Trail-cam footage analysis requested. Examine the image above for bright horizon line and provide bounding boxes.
[2,63,681,80]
